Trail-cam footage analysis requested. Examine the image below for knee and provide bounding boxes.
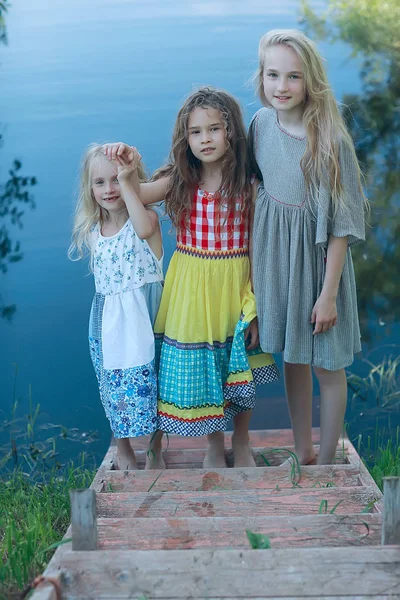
[284,362,311,375]
[313,366,345,385]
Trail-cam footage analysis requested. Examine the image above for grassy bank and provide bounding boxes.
[0,463,95,600]
[358,427,400,491]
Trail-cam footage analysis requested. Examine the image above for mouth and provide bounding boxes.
[274,96,291,101]
[103,196,119,203]
[201,147,215,154]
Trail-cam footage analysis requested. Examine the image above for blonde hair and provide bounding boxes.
[152,87,251,229]
[254,29,366,211]
[68,144,147,261]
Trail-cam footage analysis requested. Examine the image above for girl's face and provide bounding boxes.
[187,106,227,165]
[262,44,306,115]
[90,157,125,214]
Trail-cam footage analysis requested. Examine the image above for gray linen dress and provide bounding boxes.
[250,108,365,371]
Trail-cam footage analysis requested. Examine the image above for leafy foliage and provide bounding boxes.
[300,0,400,338]
[0,1,37,320]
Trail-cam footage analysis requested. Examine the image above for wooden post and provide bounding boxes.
[382,477,400,545]
[70,489,97,550]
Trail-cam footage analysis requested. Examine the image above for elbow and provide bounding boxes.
[134,226,156,240]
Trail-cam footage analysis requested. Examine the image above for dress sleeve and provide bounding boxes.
[315,138,366,248]
[88,224,99,251]
[247,110,263,182]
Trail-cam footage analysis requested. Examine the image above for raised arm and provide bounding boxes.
[116,153,163,258]
[102,142,170,205]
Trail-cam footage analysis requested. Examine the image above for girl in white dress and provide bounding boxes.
[69,145,163,470]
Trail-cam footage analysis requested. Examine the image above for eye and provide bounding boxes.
[289,74,301,80]
[267,72,277,78]
[210,126,220,132]
[190,130,200,135]
[93,179,104,186]
[113,177,119,183]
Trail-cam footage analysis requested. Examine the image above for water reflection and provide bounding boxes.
[301,1,400,449]
[0,2,37,319]
[0,158,37,320]
[301,0,400,340]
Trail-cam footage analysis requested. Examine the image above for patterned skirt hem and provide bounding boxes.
[112,423,158,439]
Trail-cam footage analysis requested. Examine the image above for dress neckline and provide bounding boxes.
[98,218,129,239]
[198,187,221,203]
[275,111,306,141]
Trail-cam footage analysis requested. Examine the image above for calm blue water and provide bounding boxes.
[0,0,398,464]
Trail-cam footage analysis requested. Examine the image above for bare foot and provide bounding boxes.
[145,431,166,470]
[116,450,138,471]
[145,448,166,470]
[232,434,256,467]
[279,449,316,468]
[203,447,227,468]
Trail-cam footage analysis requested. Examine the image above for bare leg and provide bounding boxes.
[314,367,347,465]
[284,362,316,465]
[116,437,138,470]
[232,410,256,467]
[204,431,227,468]
[145,430,166,470]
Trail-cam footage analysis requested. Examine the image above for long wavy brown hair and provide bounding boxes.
[153,87,251,229]
[253,29,367,214]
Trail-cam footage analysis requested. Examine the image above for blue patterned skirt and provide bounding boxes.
[89,283,162,438]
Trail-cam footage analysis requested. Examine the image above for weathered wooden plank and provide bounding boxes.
[96,513,381,550]
[69,489,97,551]
[100,464,362,493]
[109,446,350,470]
[42,547,400,598]
[382,477,400,545]
[128,427,322,450]
[91,445,115,492]
[26,582,60,600]
[357,454,384,510]
[58,597,400,600]
[96,486,379,519]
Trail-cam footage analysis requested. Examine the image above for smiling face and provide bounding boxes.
[90,156,125,214]
[187,106,227,165]
[262,44,306,116]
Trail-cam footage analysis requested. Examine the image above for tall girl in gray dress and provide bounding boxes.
[249,29,367,464]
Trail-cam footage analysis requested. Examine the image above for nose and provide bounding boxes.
[201,131,211,144]
[276,77,289,92]
[105,180,116,193]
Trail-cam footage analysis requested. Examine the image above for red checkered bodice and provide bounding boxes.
[177,188,249,251]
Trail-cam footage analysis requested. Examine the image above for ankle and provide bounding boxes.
[294,447,316,465]
[232,431,250,446]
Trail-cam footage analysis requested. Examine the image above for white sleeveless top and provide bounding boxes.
[91,219,163,370]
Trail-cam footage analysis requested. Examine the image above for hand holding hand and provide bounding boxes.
[115,148,142,184]
[102,142,136,164]
[311,294,337,335]
[245,317,259,350]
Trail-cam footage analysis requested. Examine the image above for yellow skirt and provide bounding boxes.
[155,244,279,436]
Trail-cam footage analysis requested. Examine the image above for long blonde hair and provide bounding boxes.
[68,144,147,261]
[152,87,251,228]
[254,29,366,211]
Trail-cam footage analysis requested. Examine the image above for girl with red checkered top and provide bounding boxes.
[104,87,279,469]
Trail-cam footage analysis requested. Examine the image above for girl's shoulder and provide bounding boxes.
[89,223,100,250]
[249,108,276,148]
[250,106,275,129]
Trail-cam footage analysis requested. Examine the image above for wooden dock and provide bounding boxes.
[30,429,400,599]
